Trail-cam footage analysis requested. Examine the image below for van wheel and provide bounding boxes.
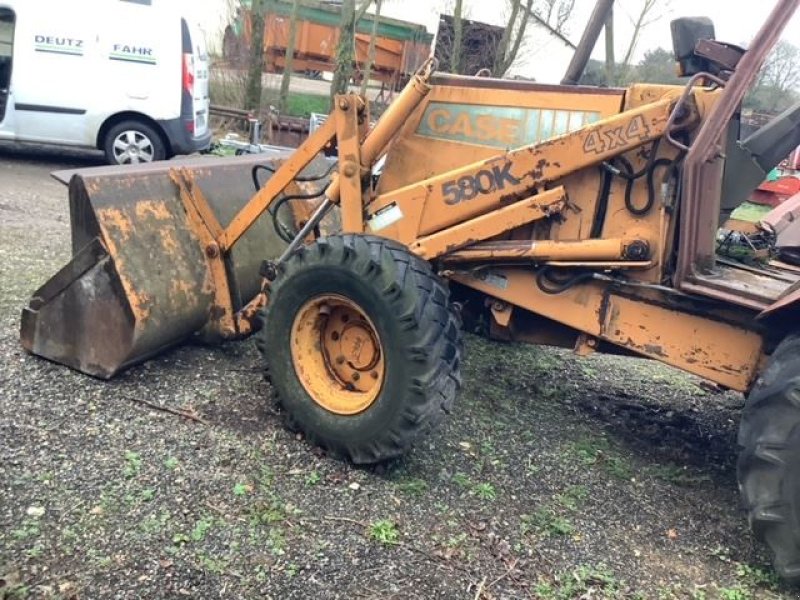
[103,120,166,165]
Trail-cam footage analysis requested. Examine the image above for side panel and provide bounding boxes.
[455,269,764,391]
[11,2,92,144]
[376,83,625,195]
[94,1,182,126]
[8,0,182,148]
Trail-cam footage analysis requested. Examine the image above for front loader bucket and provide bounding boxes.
[20,154,332,379]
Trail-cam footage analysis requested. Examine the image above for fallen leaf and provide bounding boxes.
[58,581,78,599]
[667,528,678,540]
[26,506,45,518]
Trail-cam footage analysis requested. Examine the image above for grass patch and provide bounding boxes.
[647,463,711,487]
[735,562,780,590]
[472,482,497,501]
[369,520,399,545]
[123,451,142,479]
[534,565,621,599]
[718,588,750,600]
[557,485,589,511]
[396,478,428,497]
[570,436,632,480]
[285,93,330,118]
[208,74,329,118]
[523,508,574,538]
[452,472,471,488]
[248,497,287,527]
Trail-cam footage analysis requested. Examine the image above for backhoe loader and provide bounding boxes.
[19,0,800,583]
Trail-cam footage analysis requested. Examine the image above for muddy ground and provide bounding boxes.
[0,143,796,599]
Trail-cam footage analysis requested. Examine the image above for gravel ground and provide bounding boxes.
[0,143,797,599]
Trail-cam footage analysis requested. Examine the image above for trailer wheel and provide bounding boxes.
[103,120,166,165]
[738,335,800,584]
[257,234,462,464]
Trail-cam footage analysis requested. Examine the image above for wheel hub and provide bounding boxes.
[291,294,385,415]
[113,130,154,164]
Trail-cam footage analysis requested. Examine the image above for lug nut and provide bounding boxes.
[336,355,345,365]
[331,331,340,341]
[352,373,361,382]
[370,371,379,380]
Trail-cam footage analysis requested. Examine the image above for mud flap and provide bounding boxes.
[20,153,334,379]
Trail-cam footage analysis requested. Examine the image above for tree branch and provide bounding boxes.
[355,0,372,22]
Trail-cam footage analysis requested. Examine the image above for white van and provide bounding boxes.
[0,0,211,165]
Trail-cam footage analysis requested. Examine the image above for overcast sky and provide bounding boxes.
[584,0,800,59]
[187,0,800,65]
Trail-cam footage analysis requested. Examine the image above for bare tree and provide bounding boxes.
[747,40,800,113]
[451,0,464,74]
[604,5,615,84]
[278,0,301,114]
[355,0,372,22]
[618,0,671,82]
[534,0,575,34]
[244,0,267,111]
[493,0,535,77]
[360,0,383,96]
[331,0,357,104]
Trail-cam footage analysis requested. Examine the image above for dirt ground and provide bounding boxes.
[0,142,797,599]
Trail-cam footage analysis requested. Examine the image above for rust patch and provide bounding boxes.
[97,207,134,242]
[158,228,181,254]
[134,200,173,221]
[169,278,199,310]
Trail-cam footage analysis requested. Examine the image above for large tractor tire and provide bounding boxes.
[256,234,462,464]
[738,335,800,583]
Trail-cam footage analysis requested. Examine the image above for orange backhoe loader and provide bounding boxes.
[19,0,800,583]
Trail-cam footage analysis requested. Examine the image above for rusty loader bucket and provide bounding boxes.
[20,153,331,379]
[20,60,438,379]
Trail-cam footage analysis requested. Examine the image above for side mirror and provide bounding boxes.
[671,17,716,77]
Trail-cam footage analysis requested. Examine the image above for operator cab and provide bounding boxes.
[667,12,800,305]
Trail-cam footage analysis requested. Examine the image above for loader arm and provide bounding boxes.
[171,69,702,342]
[362,95,695,255]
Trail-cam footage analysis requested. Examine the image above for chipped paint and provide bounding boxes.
[134,200,173,221]
[97,207,134,242]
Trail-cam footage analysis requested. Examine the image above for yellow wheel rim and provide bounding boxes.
[290,294,385,415]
